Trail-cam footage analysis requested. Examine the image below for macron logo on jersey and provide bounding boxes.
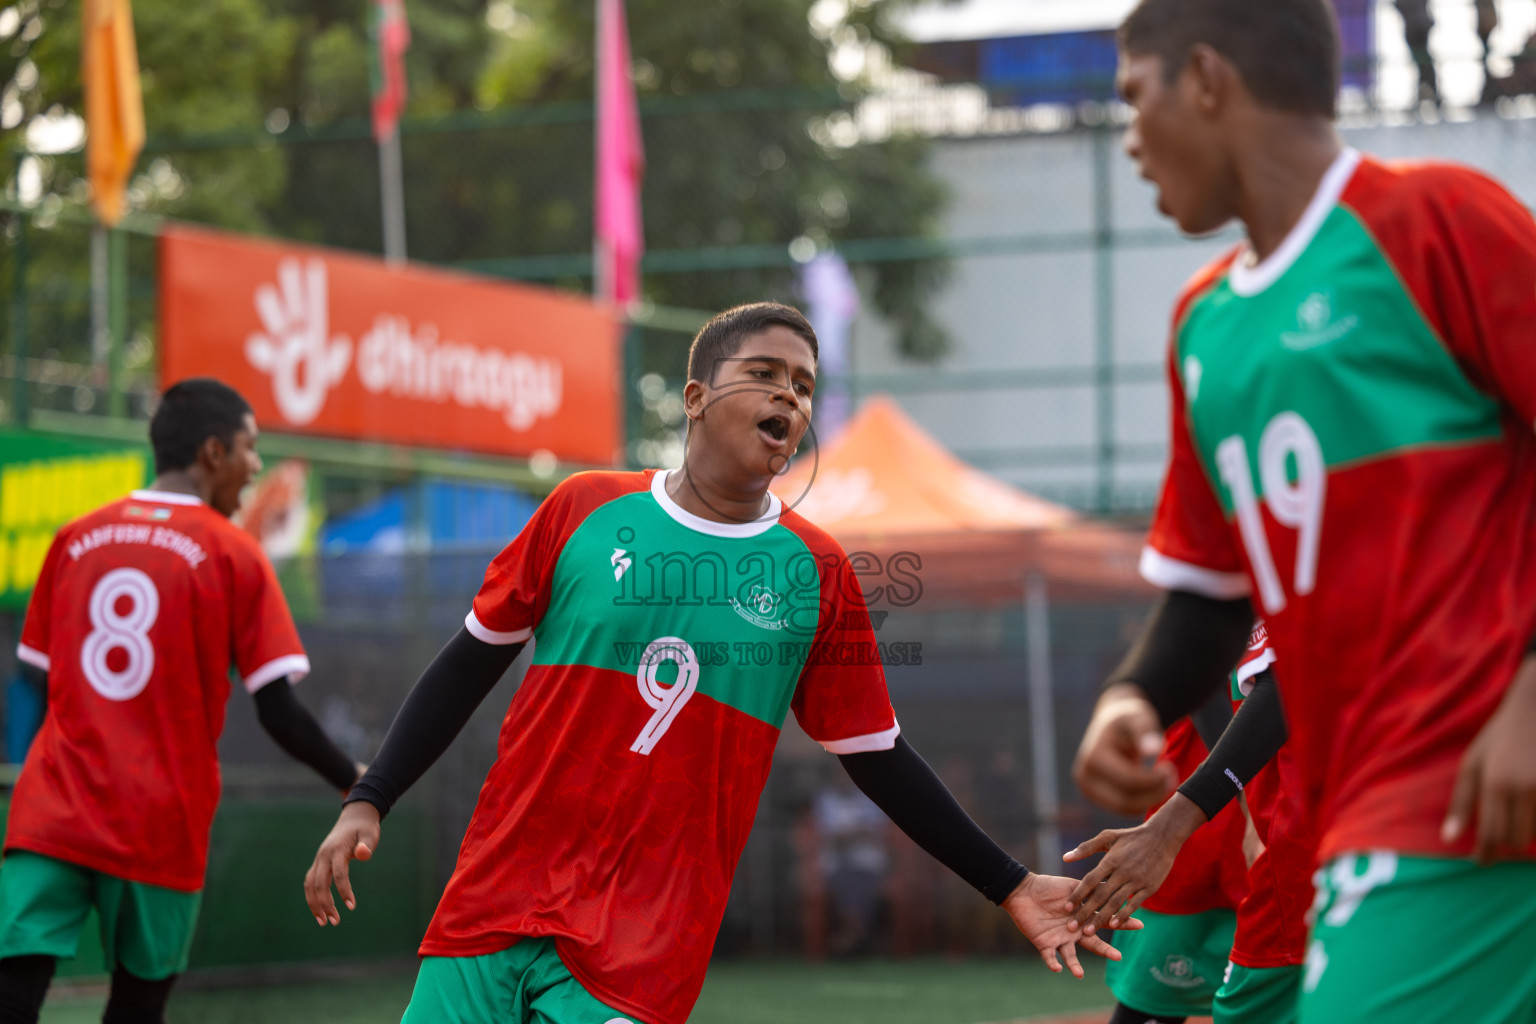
[611,548,632,582]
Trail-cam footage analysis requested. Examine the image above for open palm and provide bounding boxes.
[1001,872,1141,978]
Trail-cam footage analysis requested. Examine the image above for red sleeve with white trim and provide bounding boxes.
[468,484,573,645]
[1233,620,1276,698]
[17,531,65,672]
[1143,315,1251,598]
[790,538,899,753]
[226,530,309,693]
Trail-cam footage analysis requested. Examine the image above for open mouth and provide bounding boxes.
[757,414,790,444]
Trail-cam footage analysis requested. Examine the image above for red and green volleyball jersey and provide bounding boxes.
[1227,622,1311,970]
[11,490,309,892]
[1139,720,1250,916]
[1144,150,1536,864]
[420,469,898,1024]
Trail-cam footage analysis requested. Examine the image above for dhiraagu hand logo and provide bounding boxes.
[245,258,353,426]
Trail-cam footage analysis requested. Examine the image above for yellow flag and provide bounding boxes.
[83,0,145,226]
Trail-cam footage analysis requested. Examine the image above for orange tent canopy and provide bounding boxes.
[773,396,1150,604]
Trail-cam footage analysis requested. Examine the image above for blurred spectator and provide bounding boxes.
[4,665,46,763]
[1396,0,1441,105]
[812,778,890,957]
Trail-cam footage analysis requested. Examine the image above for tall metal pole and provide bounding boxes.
[108,227,128,417]
[10,200,29,427]
[1092,123,1116,514]
[91,224,110,377]
[379,126,408,265]
[1025,572,1062,873]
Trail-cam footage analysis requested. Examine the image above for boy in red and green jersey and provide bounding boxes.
[417,468,900,1018]
[306,303,1135,1024]
[1071,2,1536,1021]
[1145,148,1536,866]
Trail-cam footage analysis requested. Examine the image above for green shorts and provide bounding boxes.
[1300,853,1536,1024]
[1214,962,1300,1024]
[1105,907,1235,1018]
[402,937,637,1024]
[0,850,201,980]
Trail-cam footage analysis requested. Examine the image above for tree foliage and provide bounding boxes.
[2,0,952,360]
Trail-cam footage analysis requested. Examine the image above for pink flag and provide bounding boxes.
[370,0,410,144]
[595,0,644,306]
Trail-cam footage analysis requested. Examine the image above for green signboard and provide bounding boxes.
[0,429,152,611]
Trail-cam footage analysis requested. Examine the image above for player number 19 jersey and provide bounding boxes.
[1144,150,1536,864]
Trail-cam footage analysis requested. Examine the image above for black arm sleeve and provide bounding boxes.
[344,627,525,819]
[1176,668,1289,821]
[1188,686,1235,753]
[253,679,360,792]
[1103,590,1255,728]
[838,735,1029,905]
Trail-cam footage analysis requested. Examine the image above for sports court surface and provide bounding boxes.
[34,957,1163,1023]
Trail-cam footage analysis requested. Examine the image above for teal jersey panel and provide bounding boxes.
[530,490,824,728]
[1178,206,1503,513]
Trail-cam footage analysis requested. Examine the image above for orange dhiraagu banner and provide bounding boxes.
[159,225,623,465]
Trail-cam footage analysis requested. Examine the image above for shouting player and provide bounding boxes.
[1072,1,1536,1021]
[0,379,363,1023]
[304,302,1137,1024]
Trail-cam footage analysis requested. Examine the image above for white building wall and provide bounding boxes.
[849,112,1536,510]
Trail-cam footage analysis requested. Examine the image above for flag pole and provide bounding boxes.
[379,125,407,265]
[90,224,110,374]
[593,0,609,304]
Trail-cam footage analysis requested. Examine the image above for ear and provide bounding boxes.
[1183,44,1236,118]
[197,434,229,472]
[682,379,708,423]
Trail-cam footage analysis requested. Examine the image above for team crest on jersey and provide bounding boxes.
[1151,953,1205,989]
[730,584,785,630]
[1280,290,1359,351]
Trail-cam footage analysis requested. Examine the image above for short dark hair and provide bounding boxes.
[1120,0,1340,118]
[150,378,253,474]
[687,302,819,385]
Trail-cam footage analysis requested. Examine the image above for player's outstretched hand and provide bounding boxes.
[1061,792,1206,936]
[1072,685,1177,816]
[1443,656,1536,863]
[1001,872,1142,979]
[305,801,381,926]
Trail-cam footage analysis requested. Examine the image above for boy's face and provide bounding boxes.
[207,413,264,518]
[1118,49,1237,236]
[688,326,816,480]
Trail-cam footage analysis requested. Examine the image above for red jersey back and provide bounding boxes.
[11,490,308,891]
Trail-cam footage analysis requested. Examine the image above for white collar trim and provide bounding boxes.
[650,469,781,538]
[1228,148,1362,298]
[130,489,204,507]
